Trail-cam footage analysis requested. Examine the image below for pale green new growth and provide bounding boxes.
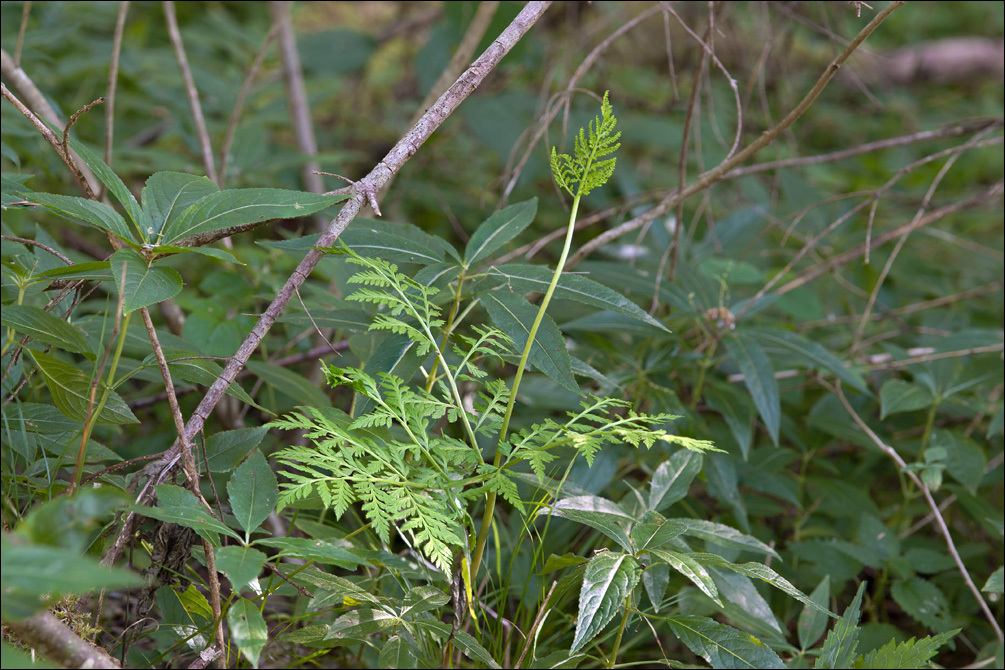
[550,91,622,198]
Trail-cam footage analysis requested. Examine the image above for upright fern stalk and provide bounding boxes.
[470,91,621,578]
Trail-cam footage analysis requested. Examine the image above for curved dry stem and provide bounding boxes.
[566,1,907,269]
[163,1,218,185]
[102,0,131,194]
[832,382,1004,642]
[104,0,555,567]
[220,21,278,186]
[269,1,324,223]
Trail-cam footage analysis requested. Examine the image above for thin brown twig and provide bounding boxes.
[14,1,32,67]
[0,80,97,200]
[219,22,279,186]
[103,0,555,569]
[774,180,1004,296]
[565,1,907,269]
[269,1,324,226]
[62,96,105,160]
[1,235,73,265]
[830,382,1004,642]
[102,0,131,198]
[163,1,218,185]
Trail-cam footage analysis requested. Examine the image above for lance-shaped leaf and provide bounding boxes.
[228,449,279,540]
[29,192,134,242]
[2,304,92,357]
[571,551,640,654]
[110,249,183,314]
[724,332,780,445]
[673,518,780,559]
[746,326,867,392]
[464,198,537,266]
[131,484,240,545]
[666,614,783,669]
[648,548,721,606]
[163,189,346,245]
[541,496,634,553]
[229,598,268,667]
[481,286,577,392]
[815,581,866,669]
[489,263,669,332]
[648,451,703,512]
[27,351,137,425]
[341,219,458,264]
[141,171,219,239]
[60,131,149,236]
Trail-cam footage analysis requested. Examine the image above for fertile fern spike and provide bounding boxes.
[550,91,621,198]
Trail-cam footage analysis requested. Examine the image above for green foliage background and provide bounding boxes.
[2,1,1002,668]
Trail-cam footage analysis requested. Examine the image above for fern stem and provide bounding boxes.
[471,195,581,580]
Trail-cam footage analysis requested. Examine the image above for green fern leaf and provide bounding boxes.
[550,91,621,198]
[853,630,959,669]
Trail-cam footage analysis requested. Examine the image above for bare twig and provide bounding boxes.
[104,0,555,569]
[774,181,1004,296]
[163,1,218,185]
[219,22,278,186]
[14,1,32,67]
[1,80,97,200]
[565,1,907,268]
[269,1,324,226]
[3,610,120,669]
[1,235,73,265]
[102,0,131,197]
[831,382,1004,642]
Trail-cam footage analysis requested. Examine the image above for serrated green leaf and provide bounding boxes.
[26,350,138,425]
[490,263,669,332]
[204,426,269,472]
[28,192,135,241]
[452,629,502,668]
[648,548,721,606]
[215,546,266,594]
[666,614,783,669]
[2,304,92,356]
[542,496,634,552]
[245,360,330,408]
[175,583,213,621]
[149,244,244,264]
[464,198,537,266]
[642,559,670,613]
[228,449,278,540]
[648,451,703,512]
[163,189,345,245]
[132,484,240,545]
[571,552,639,654]
[709,567,784,636]
[746,326,867,392]
[692,554,832,616]
[229,597,268,667]
[890,577,951,631]
[630,515,687,552]
[854,629,959,669]
[141,171,219,238]
[983,567,1004,594]
[326,607,397,640]
[481,286,577,392]
[724,332,780,445]
[61,130,148,235]
[880,380,934,418]
[40,261,113,282]
[253,537,364,570]
[379,636,419,669]
[799,575,831,651]
[815,581,866,669]
[672,518,780,559]
[110,249,183,314]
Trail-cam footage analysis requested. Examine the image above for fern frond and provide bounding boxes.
[550,91,621,198]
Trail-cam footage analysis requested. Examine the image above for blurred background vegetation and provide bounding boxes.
[2,1,1002,668]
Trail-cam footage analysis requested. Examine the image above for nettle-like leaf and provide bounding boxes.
[550,91,621,198]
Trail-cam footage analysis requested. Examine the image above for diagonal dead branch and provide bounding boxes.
[103,0,555,569]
